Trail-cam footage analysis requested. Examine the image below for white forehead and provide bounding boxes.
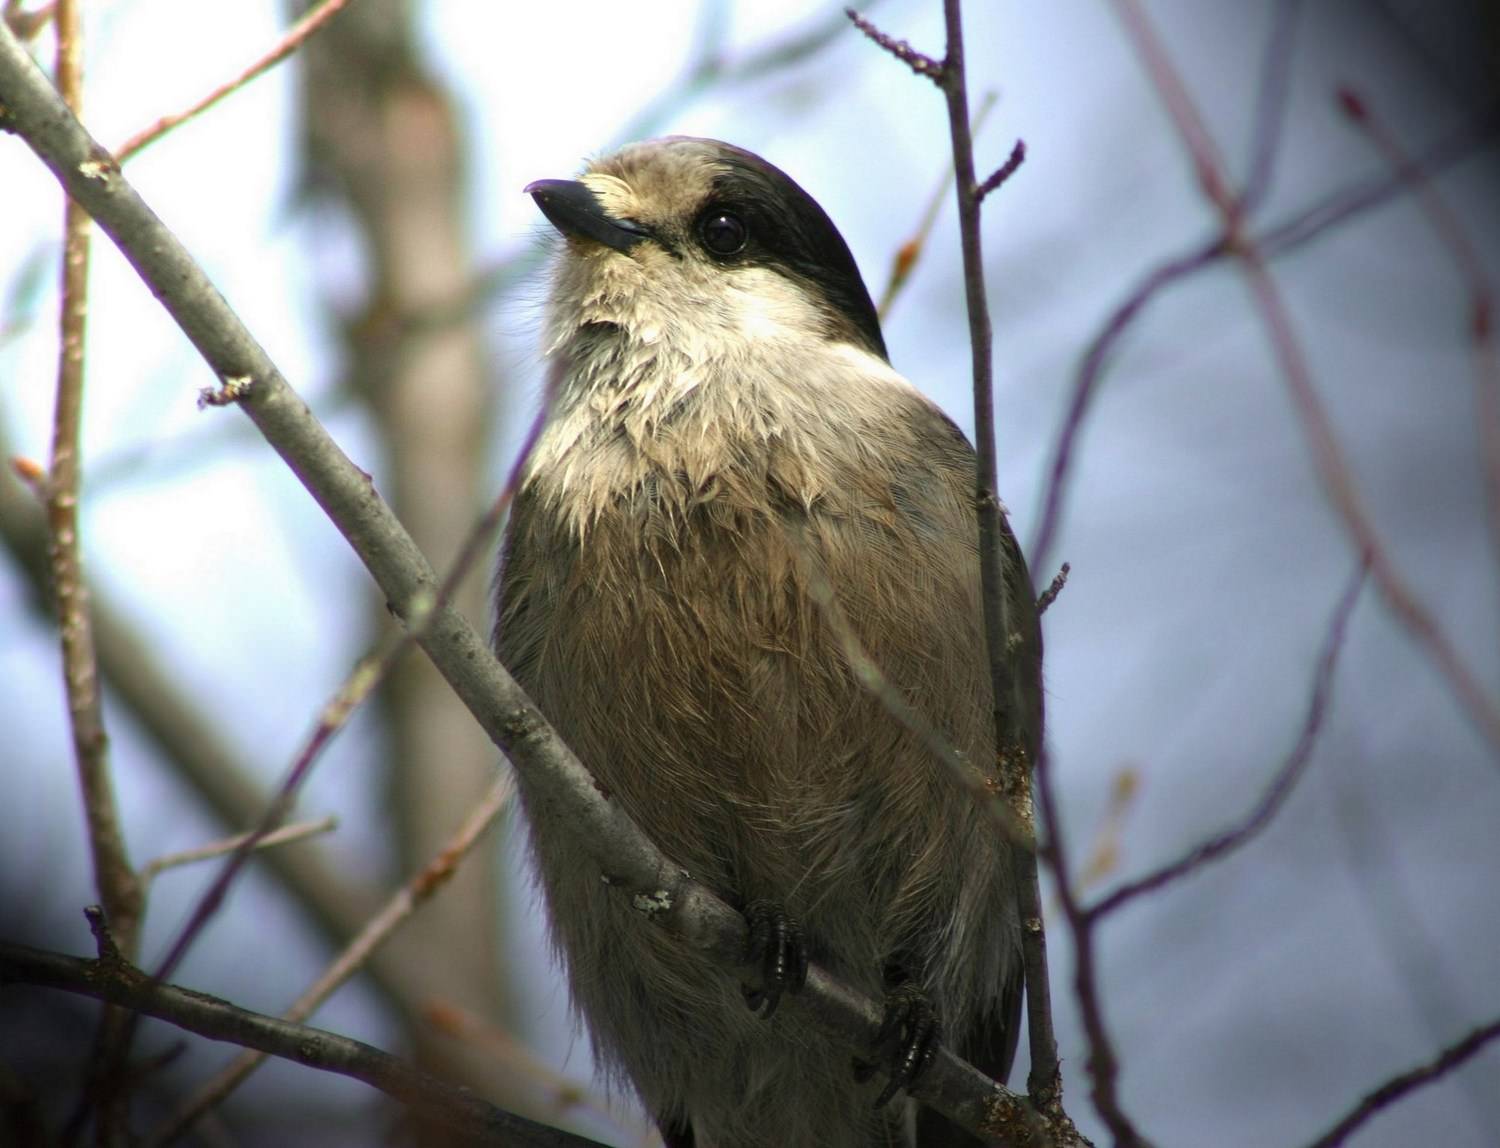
[579,138,725,225]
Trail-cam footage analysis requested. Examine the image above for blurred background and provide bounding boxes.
[1,1,1498,1145]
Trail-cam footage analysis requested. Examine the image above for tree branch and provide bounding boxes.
[1301,1017,1500,1148]
[1089,561,1367,920]
[0,940,603,1148]
[113,0,357,162]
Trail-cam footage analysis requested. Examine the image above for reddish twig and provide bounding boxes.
[1336,84,1500,634]
[1302,1017,1500,1148]
[113,0,357,163]
[151,776,515,1146]
[1090,561,1367,920]
[845,7,943,81]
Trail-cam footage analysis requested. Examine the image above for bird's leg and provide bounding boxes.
[741,900,809,1018]
[853,970,941,1109]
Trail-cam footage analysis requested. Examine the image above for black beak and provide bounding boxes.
[525,179,649,254]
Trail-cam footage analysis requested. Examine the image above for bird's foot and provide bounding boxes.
[853,983,940,1109]
[741,900,808,1019]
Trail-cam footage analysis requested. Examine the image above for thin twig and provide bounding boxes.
[844,7,943,81]
[113,0,357,163]
[0,941,604,1148]
[151,777,513,1146]
[938,0,1069,1109]
[849,3,1078,1130]
[139,816,339,885]
[976,139,1026,202]
[1302,1017,1500,1148]
[1336,84,1500,636]
[1258,103,1500,260]
[1090,561,1367,919]
[1110,0,1500,757]
[47,8,144,1142]
[47,0,140,963]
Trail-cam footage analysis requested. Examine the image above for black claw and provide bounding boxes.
[742,900,808,1019]
[856,983,941,1110]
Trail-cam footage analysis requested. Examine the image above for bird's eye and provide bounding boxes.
[698,211,748,256]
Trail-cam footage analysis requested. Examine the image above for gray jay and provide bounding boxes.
[494,137,1043,1148]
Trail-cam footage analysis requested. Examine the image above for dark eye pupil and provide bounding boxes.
[700,212,747,255]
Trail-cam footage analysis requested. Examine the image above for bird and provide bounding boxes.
[493,136,1043,1148]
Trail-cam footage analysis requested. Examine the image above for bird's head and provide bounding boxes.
[527,137,887,365]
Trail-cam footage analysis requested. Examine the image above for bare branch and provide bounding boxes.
[0,26,1040,1142]
[1090,562,1367,920]
[112,0,357,163]
[46,0,141,962]
[152,778,513,1145]
[0,940,605,1148]
[1302,1018,1500,1148]
[931,0,1069,1117]
[139,817,339,885]
[44,9,144,1141]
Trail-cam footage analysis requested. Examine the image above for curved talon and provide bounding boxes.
[861,983,941,1110]
[742,900,808,1019]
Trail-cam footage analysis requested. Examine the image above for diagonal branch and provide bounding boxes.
[1302,1017,1500,1148]
[0,940,603,1148]
[113,0,357,162]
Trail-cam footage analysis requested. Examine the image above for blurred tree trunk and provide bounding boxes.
[289,0,524,1114]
